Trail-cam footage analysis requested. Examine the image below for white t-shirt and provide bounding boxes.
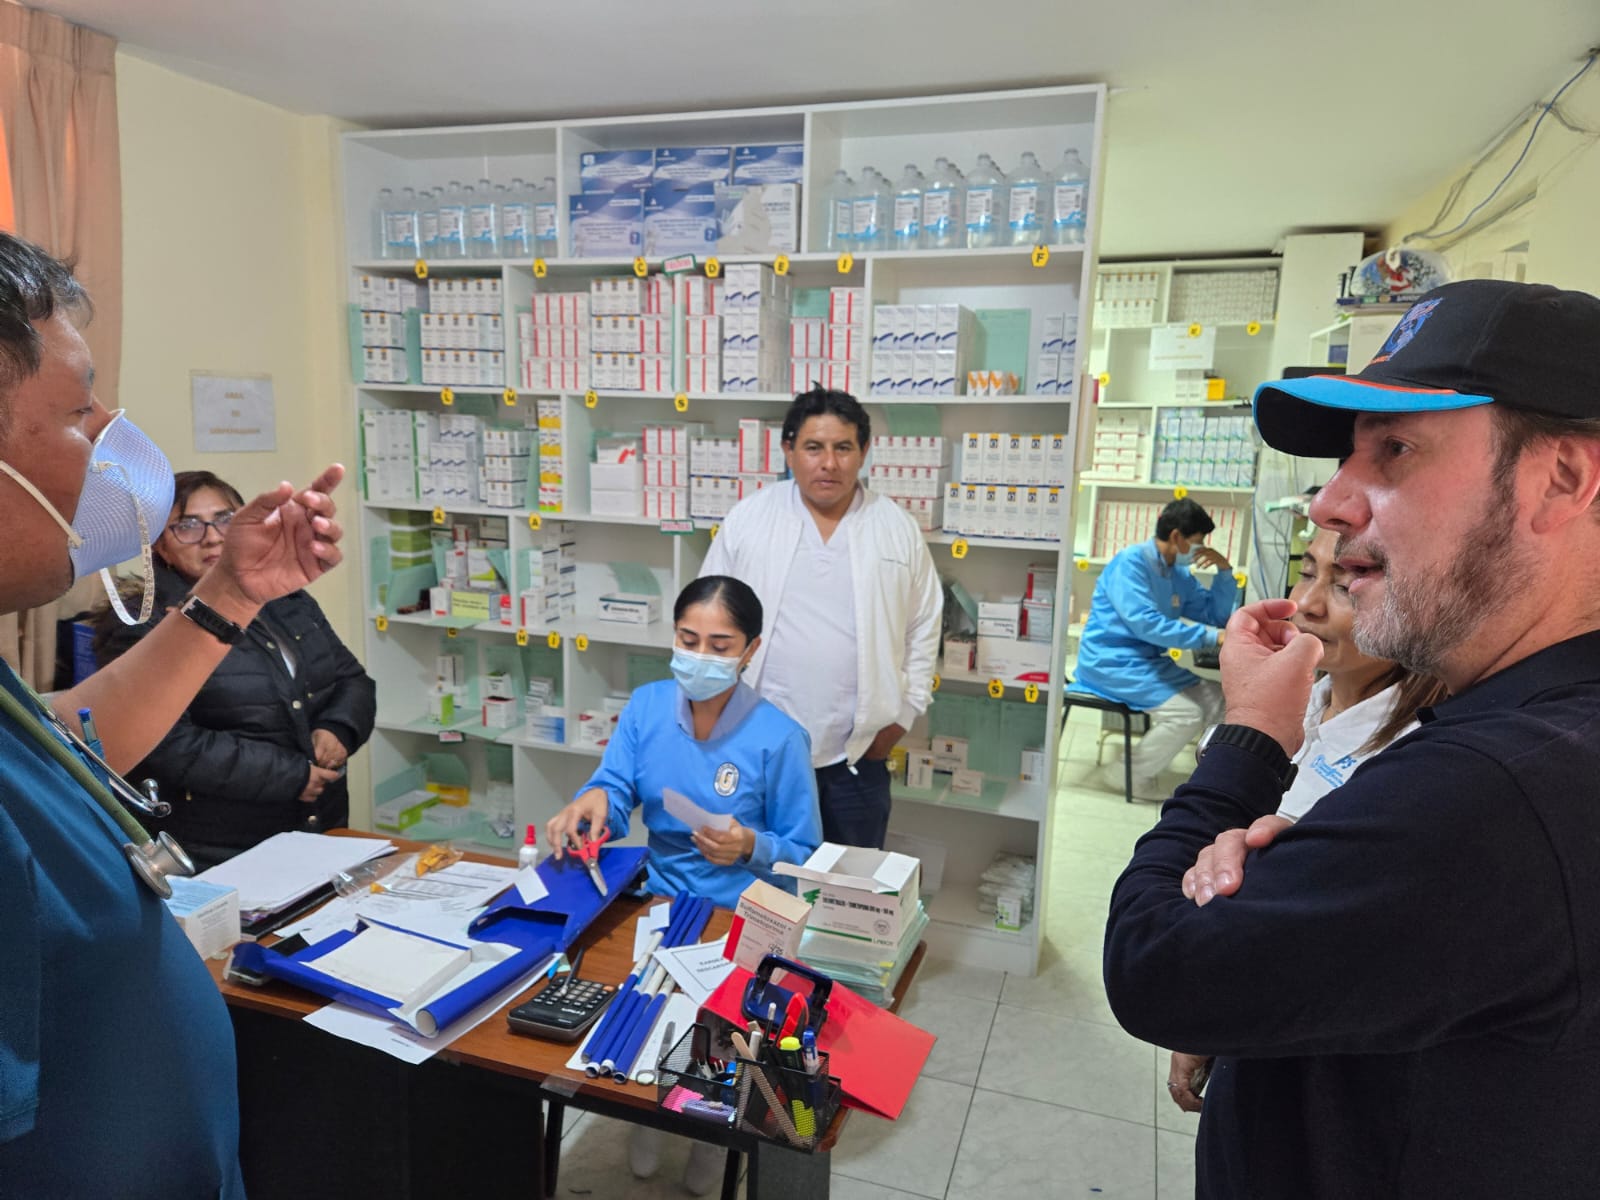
[757,487,863,767]
[1277,676,1417,821]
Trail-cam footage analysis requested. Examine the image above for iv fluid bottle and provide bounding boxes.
[824,169,855,253]
[418,188,440,259]
[891,164,924,251]
[853,167,889,253]
[436,180,467,260]
[391,187,421,259]
[920,157,963,250]
[373,187,394,258]
[534,176,560,256]
[468,177,500,258]
[1052,148,1090,245]
[1007,151,1047,246]
[500,179,532,258]
[964,155,1005,249]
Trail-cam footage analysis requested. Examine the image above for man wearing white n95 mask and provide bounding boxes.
[701,387,942,849]
[0,232,348,1197]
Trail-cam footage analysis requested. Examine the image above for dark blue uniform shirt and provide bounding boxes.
[0,663,244,1198]
[1105,630,1600,1198]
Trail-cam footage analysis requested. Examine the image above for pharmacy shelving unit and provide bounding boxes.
[342,84,1106,975]
[1068,258,1281,635]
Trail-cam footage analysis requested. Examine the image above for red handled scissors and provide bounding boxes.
[567,828,611,897]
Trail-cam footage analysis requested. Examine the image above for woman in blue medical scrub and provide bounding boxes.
[546,575,823,910]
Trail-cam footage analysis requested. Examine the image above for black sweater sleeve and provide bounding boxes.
[305,605,376,753]
[134,713,310,808]
[1103,735,1574,1059]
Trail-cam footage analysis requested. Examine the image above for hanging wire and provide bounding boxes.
[1407,52,1596,244]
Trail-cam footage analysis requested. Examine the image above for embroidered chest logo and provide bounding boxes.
[714,762,739,796]
[1171,595,1181,608]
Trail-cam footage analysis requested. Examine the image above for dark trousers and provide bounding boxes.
[816,758,892,849]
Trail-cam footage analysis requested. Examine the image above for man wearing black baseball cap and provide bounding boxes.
[1104,279,1600,1197]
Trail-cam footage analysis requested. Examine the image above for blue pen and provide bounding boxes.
[801,1028,822,1107]
[77,708,102,756]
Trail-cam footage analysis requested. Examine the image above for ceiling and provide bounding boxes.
[33,0,1600,257]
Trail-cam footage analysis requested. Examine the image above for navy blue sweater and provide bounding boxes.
[1104,631,1600,1198]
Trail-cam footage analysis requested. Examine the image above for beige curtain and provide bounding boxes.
[0,4,120,687]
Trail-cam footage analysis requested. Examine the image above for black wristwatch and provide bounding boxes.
[180,594,246,645]
[1195,723,1297,791]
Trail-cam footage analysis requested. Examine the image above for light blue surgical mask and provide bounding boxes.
[671,646,743,701]
[1173,545,1197,567]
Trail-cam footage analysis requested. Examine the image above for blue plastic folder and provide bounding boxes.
[232,845,648,1037]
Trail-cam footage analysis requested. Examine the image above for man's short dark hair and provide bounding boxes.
[1155,498,1214,541]
[0,233,89,436]
[781,387,871,450]
[1490,406,1600,496]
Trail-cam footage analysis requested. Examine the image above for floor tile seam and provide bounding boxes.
[970,1083,1160,1133]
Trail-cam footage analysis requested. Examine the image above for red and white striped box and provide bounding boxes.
[825,363,857,395]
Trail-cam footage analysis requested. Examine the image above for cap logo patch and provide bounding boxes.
[1372,297,1442,363]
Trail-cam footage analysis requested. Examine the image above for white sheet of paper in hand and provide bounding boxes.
[662,786,732,833]
[515,865,548,905]
[633,902,672,960]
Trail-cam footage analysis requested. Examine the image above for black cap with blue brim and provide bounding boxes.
[1253,279,1600,458]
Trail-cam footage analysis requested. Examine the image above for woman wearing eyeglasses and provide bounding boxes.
[93,470,376,868]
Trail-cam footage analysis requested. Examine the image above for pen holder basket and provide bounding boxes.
[735,1049,841,1153]
[657,1024,740,1131]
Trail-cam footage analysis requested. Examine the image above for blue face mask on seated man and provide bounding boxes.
[671,646,745,701]
[1174,541,1201,567]
[0,410,175,625]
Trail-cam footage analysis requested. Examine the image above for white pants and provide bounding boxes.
[1131,681,1225,786]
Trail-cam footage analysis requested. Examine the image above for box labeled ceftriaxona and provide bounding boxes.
[776,844,921,949]
[163,876,241,961]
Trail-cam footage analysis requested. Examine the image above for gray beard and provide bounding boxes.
[1348,482,1526,674]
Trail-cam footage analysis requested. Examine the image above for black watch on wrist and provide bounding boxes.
[180,594,246,645]
[1195,723,1298,791]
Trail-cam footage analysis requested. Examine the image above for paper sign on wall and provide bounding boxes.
[191,372,277,452]
[1148,324,1217,371]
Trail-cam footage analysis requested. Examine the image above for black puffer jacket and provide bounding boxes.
[94,563,377,861]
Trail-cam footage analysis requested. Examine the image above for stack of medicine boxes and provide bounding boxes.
[386,510,432,586]
[1084,413,1144,481]
[1031,311,1077,395]
[688,433,740,521]
[590,276,674,392]
[421,278,505,387]
[643,423,696,520]
[867,436,950,532]
[943,433,1070,542]
[520,291,591,393]
[520,523,577,629]
[789,317,827,395]
[357,274,425,384]
[868,303,975,396]
[478,425,530,509]
[536,398,565,514]
[721,264,792,393]
[825,287,868,396]
[361,409,420,503]
[415,412,482,509]
[590,435,643,518]
[1151,408,1257,488]
[681,275,723,394]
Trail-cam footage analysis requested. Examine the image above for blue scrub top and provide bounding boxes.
[578,680,823,909]
[0,664,245,1198]
[1075,539,1240,710]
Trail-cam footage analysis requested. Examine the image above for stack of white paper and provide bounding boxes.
[312,925,472,1006]
[197,832,394,914]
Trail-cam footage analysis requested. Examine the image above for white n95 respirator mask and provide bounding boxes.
[0,410,175,625]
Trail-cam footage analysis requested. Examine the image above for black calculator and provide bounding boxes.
[506,974,615,1042]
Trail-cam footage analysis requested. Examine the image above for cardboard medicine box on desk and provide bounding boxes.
[778,844,921,950]
[163,876,240,961]
[724,878,812,972]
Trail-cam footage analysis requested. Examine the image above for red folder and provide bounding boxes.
[701,965,934,1120]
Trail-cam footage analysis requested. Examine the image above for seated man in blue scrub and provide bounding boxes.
[1074,498,1239,799]
[545,574,823,910]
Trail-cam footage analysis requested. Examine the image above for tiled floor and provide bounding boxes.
[552,709,1199,1198]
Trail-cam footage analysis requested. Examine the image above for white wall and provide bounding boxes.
[116,52,372,820]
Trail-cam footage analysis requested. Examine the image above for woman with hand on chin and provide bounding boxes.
[546,574,822,911]
[1165,526,1446,1113]
[545,574,821,1196]
[94,470,376,869]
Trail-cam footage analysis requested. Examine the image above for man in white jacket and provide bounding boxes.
[702,389,942,848]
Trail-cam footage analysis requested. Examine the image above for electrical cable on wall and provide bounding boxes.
[1405,52,1597,244]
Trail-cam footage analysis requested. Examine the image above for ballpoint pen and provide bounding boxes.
[558,946,585,995]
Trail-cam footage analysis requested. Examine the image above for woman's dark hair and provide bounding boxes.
[781,387,870,450]
[1360,669,1449,756]
[674,575,762,642]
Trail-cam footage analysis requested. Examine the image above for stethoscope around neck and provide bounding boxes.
[0,679,193,898]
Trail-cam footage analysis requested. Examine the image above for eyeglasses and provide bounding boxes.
[166,512,234,544]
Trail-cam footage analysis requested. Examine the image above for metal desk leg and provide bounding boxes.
[747,1142,829,1200]
[720,1148,742,1200]
[544,1099,564,1198]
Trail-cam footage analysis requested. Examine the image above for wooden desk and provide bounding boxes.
[211,836,925,1200]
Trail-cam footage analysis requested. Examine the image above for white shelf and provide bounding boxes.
[924,882,1033,940]
[1079,481,1256,496]
[1094,399,1253,410]
[893,777,1045,822]
[926,531,1064,551]
[349,246,1087,276]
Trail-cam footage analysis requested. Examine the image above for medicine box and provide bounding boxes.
[162,877,240,961]
[373,787,438,833]
[596,592,661,624]
[930,735,969,772]
[977,600,1021,639]
[577,148,654,192]
[723,878,813,972]
[904,750,936,790]
[652,145,732,184]
[776,844,922,950]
